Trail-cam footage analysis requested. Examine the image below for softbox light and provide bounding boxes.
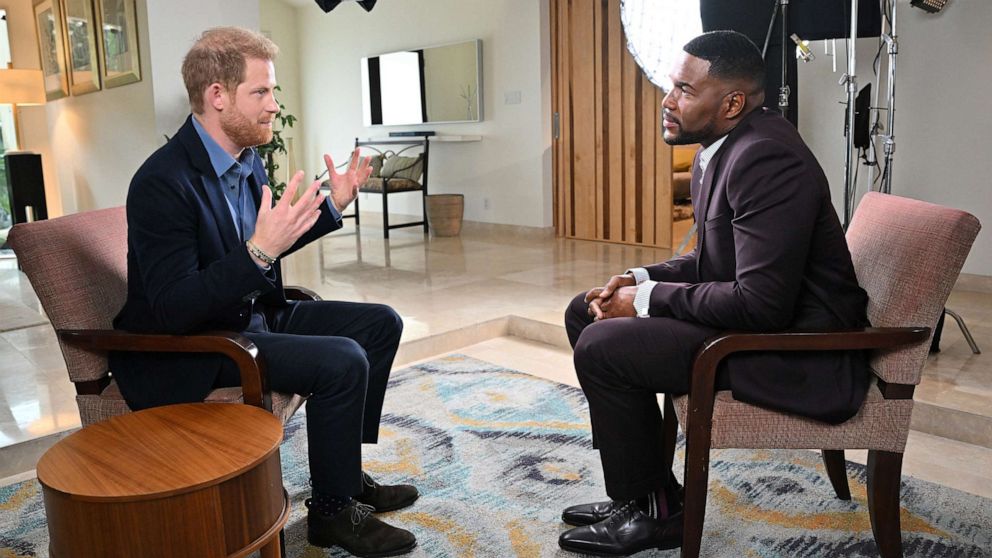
[620,0,703,91]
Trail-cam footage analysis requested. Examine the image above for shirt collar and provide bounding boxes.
[191,115,254,178]
[698,134,728,175]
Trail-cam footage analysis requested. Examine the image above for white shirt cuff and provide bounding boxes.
[627,267,650,284]
[633,280,657,318]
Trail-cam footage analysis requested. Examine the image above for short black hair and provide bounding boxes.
[683,30,766,93]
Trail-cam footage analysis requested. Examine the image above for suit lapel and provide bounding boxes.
[694,147,727,277]
[177,116,240,252]
[690,108,767,277]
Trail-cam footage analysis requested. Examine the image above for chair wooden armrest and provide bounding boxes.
[284,285,322,301]
[676,326,930,493]
[688,326,930,404]
[58,328,271,410]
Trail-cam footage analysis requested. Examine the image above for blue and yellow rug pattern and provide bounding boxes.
[3,354,992,557]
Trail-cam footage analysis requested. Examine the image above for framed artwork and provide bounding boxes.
[95,0,141,88]
[62,0,102,95]
[33,0,70,101]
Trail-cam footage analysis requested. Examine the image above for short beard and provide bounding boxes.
[220,105,273,149]
[663,121,717,146]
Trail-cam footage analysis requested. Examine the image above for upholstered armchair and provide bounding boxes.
[8,206,313,426]
[666,192,981,558]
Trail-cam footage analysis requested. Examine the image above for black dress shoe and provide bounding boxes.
[356,471,420,512]
[558,502,683,556]
[563,483,684,527]
[306,499,417,557]
[562,500,624,527]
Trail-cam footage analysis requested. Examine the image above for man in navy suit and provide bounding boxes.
[112,27,416,557]
[558,31,869,555]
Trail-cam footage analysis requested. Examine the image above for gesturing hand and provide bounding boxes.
[326,149,373,213]
[249,170,326,260]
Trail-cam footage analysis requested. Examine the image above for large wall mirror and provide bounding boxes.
[361,39,482,126]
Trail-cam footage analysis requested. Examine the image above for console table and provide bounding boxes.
[37,403,289,558]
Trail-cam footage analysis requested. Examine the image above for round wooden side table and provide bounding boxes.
[36,403,289,558]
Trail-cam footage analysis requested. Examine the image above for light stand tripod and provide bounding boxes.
[842,0,979,354]
[761,0,792,119]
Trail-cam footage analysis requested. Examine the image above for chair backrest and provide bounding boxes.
[8,207,128,384]
[846,192,980,385]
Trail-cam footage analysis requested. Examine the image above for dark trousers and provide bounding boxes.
[565,292,728,501]
[215,300,403,498]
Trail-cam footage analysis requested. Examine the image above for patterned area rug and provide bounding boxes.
[2,354,991,557]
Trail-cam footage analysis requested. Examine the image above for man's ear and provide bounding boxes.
[723,90,747,120]
[205,82,228,112]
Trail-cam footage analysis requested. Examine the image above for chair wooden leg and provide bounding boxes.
[422,191,429,234]
[662,395,678,474]
[382,192,390,239]
[821,449,852,500]
[867,450,904,558]
[679,426,712,558]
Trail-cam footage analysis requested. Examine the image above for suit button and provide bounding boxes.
[239,311,247,318]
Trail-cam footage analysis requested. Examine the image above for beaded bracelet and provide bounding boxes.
[246,240,276,265]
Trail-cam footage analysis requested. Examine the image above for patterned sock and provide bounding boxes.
[635,488,670,519]
[308,492,352,517]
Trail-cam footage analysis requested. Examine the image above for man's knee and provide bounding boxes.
[312,338,370,395]
[565,292,594,348]
[565,292,589,323]
[573,321,613,377]
[372,304,403,342]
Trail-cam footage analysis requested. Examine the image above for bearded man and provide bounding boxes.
[111,27,417,558]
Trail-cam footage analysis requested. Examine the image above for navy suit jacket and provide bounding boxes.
[111,115,342,409]
[644,109,870,423]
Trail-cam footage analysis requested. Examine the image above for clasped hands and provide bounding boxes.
[584,274,639,320]
[248,149,372,262]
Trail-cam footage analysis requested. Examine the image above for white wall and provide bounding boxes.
[145,0,260,139]
[295,0,553,227]
[798,0,991,276]
[260,0,304,183]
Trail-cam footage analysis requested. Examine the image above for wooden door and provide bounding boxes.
[552,0,674,247]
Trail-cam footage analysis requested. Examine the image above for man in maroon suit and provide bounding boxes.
[559,31,869,555]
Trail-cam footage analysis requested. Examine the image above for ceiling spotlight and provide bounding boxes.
[909,0,949,14]
[315,0,377,13]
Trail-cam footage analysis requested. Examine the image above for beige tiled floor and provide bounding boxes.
[1,218,991,496]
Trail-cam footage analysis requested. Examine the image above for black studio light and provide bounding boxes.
[315,0,377,13]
